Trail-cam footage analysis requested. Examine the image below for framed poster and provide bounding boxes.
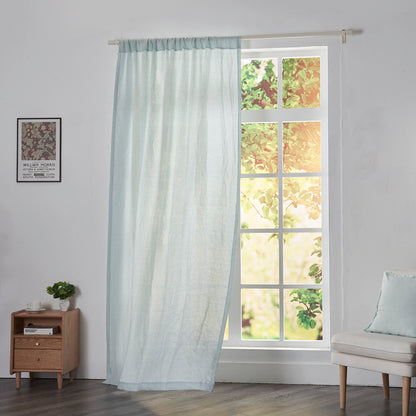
[17,117,62,182]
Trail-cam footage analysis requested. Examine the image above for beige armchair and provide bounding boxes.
[332,331,416,416]
[332,270,416,416]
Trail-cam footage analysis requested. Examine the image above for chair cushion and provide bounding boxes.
[365,270,416,337]
[331,331,416,363]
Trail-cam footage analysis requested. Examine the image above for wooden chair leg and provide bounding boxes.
[402,376,410,416]
[382,373,390,399]
[339,365,347,409]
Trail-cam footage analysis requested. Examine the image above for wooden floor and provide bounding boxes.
[0,378,413,416]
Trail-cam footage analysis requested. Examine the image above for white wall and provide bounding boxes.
[1,0,415,386]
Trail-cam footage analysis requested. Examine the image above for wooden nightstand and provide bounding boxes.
[10,309,80,389]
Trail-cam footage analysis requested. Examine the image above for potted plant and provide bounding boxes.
[46,281,76,311]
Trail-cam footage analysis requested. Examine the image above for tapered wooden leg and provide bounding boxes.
[339,365,347,409]
[69,370,74,382]
[402,376,410,416]
[382,373,390,399]
[29,372,35,382]
[57,373,63,389]
[15,372,21,389]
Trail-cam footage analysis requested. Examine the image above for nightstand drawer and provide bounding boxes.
[14,349,61,370]
[15,338,61,349]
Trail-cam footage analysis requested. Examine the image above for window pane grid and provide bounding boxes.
[242,172,322,178]
[229,46,327,347]
[277,90,285,340]
[241,284,322,290]
[242,109,324,124]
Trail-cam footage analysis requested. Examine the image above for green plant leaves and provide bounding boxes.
[46,281,75,300]
[241,59,277,110]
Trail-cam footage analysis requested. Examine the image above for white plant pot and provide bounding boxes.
[59,299,70,311]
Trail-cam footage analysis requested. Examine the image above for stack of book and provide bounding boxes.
[24,325,59,335]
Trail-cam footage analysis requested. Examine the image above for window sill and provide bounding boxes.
[222,345,331,352]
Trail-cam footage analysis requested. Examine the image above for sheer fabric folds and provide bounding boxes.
[105,37,241,391]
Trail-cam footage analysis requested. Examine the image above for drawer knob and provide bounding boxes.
[37,358,40,362]
[35,342,40,346]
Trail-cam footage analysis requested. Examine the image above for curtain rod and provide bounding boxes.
[108,29,354,46]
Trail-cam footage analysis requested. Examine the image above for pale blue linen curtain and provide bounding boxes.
[105,37,240,391]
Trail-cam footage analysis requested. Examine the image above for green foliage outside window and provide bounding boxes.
[241,59,277,110]
[289,236,323,339]
[241,123,278,174]
[282,57,320,108]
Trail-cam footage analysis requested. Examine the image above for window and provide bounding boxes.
[224,46,329,348]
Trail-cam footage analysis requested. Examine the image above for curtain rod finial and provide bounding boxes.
[341,29,352,44]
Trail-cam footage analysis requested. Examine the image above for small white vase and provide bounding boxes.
[59,299,70,311]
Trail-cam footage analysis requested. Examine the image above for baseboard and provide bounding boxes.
[216,361,412,387]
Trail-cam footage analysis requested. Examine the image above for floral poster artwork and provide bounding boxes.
[21,121,57,160]
[17,118,62,182]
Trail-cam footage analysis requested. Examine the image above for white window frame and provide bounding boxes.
[224,44,330,350]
